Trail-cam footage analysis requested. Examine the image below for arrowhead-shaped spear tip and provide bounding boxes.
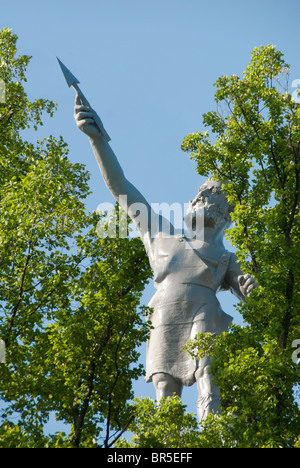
[56,57,80,88]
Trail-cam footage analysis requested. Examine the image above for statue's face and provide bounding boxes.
[185,183,232,231]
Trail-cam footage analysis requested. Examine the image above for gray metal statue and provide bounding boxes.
[58,59,256,422]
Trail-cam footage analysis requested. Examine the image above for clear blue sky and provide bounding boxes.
[1,0,300,425]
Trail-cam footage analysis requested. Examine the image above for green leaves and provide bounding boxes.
[117,397,201,448]
[182,45,300,447]
[42,217,152,447]
[0,29,152,448]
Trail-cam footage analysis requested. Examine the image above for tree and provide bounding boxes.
[111,45,300,450]
[0,29,151,448]
[182,45,300,447]
[117,396,202,448]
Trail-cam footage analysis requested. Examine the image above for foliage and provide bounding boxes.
[1,30,299,449]
[0,28,152,448]
[116,396,202,448]
[182,45,300,447]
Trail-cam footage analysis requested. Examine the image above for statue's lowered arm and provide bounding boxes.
[222,253,257,300]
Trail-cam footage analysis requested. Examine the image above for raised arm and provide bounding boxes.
[74,94,154,237]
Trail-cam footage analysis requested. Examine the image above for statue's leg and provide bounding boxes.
[152,372,183,402]
[195,365,220,423]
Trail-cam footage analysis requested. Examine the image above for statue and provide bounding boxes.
[73,94,256,422]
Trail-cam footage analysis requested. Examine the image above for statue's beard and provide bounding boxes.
[203,204,229,228]
[184,203,229,234]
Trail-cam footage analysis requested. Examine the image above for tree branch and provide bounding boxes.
[6,241,33,345]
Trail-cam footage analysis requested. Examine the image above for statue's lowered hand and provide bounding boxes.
[74,93,101,138]
[238,274,258,297]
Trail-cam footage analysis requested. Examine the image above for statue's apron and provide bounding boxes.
[144,234,233,386]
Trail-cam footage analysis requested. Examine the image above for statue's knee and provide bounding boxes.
[152,373,181,398]
[153,373,172,390]
[194,363,210,382]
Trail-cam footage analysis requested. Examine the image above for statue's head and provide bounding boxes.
[184,178,234,234]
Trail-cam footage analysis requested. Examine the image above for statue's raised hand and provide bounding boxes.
[74,93,101,138]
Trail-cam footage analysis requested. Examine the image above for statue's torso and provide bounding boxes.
[145,233,230,295]
[143,233,233,385]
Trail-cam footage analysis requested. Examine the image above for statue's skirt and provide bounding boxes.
[145,284,232,386]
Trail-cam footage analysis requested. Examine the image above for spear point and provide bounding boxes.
[56,57,80,88]
[57,57,111,142]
